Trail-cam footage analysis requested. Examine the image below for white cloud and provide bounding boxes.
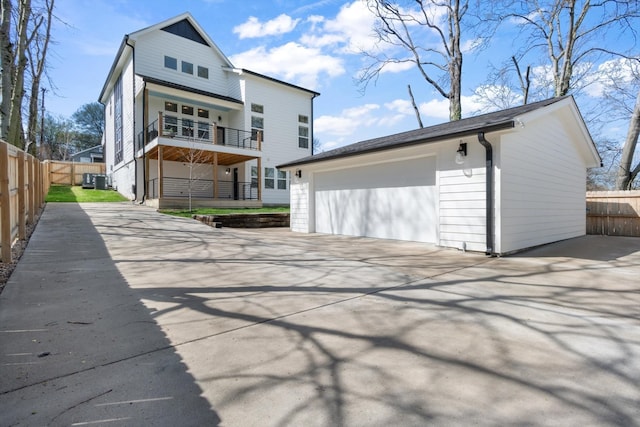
[379,60,415,74]
[233,14,299,39]
[300,1,377,54]
[315,104,381,136]
[384,99,413,115]
[583,58,639,98]
[418,95,489,121]
[229,42,345,89]
[460,38,483,54]
[315,100,415,145]
[418,98,450,120]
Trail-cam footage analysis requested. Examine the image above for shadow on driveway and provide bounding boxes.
[81,204,640,426]
[0,203,220,426]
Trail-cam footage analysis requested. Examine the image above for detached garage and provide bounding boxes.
[278,96,601,255]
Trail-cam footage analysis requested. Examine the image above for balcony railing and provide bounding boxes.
[137,117,260,152]
[148,177,258,200]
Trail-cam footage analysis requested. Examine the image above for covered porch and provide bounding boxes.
[134,77,263,209]
[138,122,263,209]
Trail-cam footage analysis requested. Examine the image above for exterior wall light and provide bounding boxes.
[455,142,467,164]
[225,168,231,174]
[295,169,302,178]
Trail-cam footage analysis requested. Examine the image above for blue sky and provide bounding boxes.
[47,0,637,152]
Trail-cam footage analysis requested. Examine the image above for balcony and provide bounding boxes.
[136,116,259,153]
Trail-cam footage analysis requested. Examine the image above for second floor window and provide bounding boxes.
[251,116,264,142]
[298,115,309,149]
[182,61,193,74]
[164,56,177,70]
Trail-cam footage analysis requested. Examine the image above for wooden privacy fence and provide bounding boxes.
[586,191,640,237]
[0,139,50,262]
[44,160,106,186]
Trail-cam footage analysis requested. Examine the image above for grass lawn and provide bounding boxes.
[46,185,129,203]
[161,206,290,218]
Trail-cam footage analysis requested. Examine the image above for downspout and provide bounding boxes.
[125,36,137,201]
[141,81,146,202]
[310,93,318,155]
[477,132,494,256]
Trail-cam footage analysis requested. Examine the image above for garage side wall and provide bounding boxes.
[290,179,310,232]
[497,114,587,254]
[438,140,487,252]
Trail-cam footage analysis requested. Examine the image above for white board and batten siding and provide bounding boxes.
[497,111,588,254]
[242,74,314,205]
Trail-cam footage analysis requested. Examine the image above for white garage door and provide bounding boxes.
[314,156,437,243]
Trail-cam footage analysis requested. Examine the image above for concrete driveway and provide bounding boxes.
[1,203,639,426]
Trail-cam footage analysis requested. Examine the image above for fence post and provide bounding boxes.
[1,142,11,262]
[28,156,35,224]
[18,151,26,239]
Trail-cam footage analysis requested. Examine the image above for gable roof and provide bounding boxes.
[127,12,232,66]
[278,96,600,169]
[98,12,233,103]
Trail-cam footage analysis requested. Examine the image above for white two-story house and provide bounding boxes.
[99,12,319,207]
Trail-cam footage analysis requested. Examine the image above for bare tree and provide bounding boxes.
[360,0,470,121]
[312,137,322,154]
[512,56,530,104]
[615,90,640,190]
[500,0,640,98]
[177,136,211,212]
[1,0,55,151]
[25,0,53,154]
[407,84,424,127]
[0,0,13,140]
[7,0,31,148]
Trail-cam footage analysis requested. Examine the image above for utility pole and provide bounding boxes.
[40,87,45,158]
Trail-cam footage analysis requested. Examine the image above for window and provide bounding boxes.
[197,108,209,119]
[251,116,264,141]
[165,101,178,112]
[298,114,309,149]
[182,105,194,116]
[251,103,264,114]
[182,118,194,137]
[198,121,209,140]
[277,170,287,190]
[181,61,193,74]
[197,66,209,79]
[114,75,123,164]
[251,166,258,188]
[264,167,274,189]
[164,55,177,70]
[164,116,178,134]
[298,125,309,149]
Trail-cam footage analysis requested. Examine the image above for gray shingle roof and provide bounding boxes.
[278,96,569,169]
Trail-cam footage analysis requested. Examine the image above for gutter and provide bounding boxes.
[477,132,494,256]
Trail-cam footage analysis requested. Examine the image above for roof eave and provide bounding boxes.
[278,121,515,169]
[98,36,131,103]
